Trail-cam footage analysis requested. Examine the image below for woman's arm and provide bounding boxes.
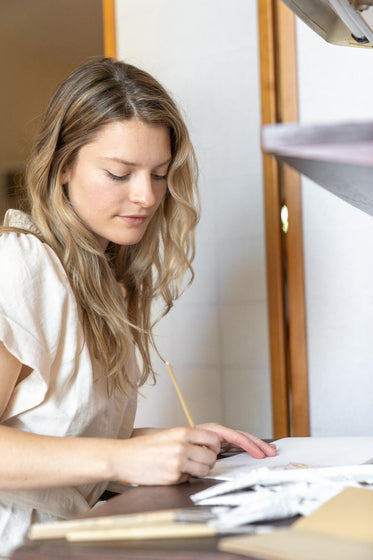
[0,424,222,489]
[0,343,274,491]
[0,342,222,489]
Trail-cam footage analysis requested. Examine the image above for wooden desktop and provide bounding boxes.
[11,478,257,560]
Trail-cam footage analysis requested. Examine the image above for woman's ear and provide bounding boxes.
[60,163,72,185]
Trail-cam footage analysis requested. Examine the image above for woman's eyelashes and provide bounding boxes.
[152,173,168,181]
[106,170,168,182]
[106,170,130,182]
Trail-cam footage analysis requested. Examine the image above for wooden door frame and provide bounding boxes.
[102,0,117,57]
[258,0,310,437]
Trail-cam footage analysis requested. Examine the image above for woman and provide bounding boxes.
[0,58,275,555]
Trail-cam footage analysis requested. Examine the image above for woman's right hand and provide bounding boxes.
[110,427,221,485]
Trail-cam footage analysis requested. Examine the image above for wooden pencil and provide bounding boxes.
[165,361,195,428]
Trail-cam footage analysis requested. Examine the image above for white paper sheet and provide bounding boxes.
[209,437,373,480]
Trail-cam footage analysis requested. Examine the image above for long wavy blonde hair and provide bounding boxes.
[19,58,199,395]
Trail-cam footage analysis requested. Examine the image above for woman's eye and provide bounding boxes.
[152,174,167,181]
[106,171,129,182]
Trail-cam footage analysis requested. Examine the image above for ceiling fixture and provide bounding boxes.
[280,0,373,47]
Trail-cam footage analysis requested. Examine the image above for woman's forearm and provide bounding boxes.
[0,425,117,490]
[0,423,276,491]
[0,425,219,489]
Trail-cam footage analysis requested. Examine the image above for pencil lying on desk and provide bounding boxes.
[165,361,195,428]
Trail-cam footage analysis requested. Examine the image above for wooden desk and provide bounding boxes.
[11,478,255,560]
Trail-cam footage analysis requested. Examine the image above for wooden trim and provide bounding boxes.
[258,0,290,438]
[102,0,117,58]
[276,1,310,436]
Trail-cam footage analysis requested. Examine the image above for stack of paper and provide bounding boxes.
[190,437,373,527]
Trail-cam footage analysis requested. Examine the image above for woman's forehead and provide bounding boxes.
[77,119,171,166]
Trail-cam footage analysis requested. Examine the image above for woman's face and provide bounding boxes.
[63,119,171,250]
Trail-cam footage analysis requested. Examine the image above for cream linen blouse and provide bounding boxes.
[0,210,138,557]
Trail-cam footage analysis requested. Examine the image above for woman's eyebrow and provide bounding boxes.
[101,157,135,165]
[101,156,172,168]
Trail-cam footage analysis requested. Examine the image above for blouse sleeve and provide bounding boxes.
[0,232,74,419]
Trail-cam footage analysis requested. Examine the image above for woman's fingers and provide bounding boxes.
[237,430,277,456]
[185,427,221,455]
[182,458,213,478]
[165,435,217,480]
[197,423,277,459]
[185,436,217,468]
[167,427,219,477]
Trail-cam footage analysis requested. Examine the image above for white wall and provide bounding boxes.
[296,20,373,435]
[115,0,272,436]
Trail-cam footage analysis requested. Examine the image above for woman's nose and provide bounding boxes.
[129,173,156,207]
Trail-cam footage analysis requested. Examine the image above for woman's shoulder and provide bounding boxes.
[1,210,44,262]
[0,209,65,288]
[2,208,42,236]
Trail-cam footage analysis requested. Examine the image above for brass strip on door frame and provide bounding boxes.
[276,1,309,437]
[258,0,290,438]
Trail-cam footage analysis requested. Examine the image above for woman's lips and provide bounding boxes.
[118,215,149,225]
